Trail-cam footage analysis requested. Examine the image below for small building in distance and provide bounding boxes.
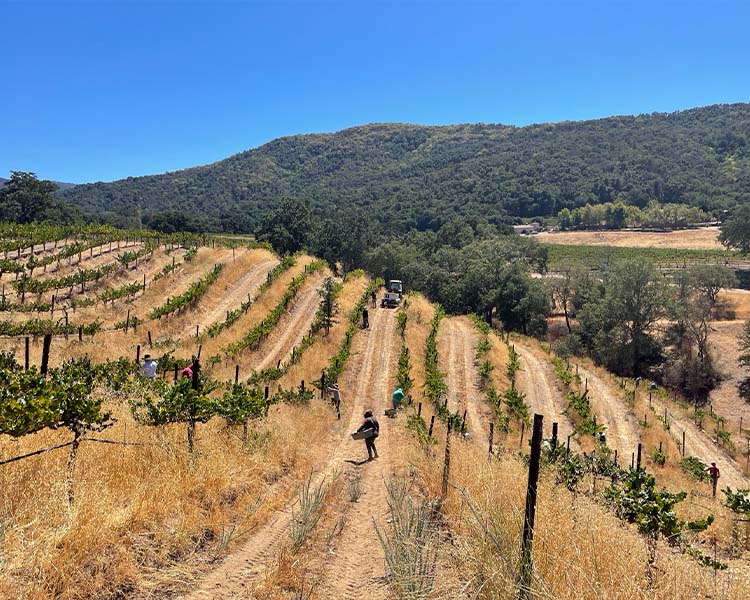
[513,223,542,235]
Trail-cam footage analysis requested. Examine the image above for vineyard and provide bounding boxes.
[2,224,750,599]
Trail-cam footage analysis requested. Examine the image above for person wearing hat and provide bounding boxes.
[141,354,158,380]
[327,382,342,419]
[356,410,380,460]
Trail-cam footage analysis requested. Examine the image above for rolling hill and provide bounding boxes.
[58,103,750,232]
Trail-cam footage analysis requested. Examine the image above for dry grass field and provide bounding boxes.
[537,226,724,249]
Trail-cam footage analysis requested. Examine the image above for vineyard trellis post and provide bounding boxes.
[637,443,642,470]
[440,417,453,501]
[40,333,51,376]
[24,336,29,370]
[518,413,543,600]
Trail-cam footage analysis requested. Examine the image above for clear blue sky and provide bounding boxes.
[2,0,749,184]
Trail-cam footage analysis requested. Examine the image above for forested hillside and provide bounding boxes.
[58,103,750,232]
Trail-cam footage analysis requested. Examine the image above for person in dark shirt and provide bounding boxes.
[357,410,379,460]
[362,307,370,329]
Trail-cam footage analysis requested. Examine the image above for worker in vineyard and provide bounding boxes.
[141,355,157,379]
[708,462,721,498]
[362,306,369,329]
[357,410,379,460]
[327,382,342,418]
[181,361,194,379]
[371,290,377,308]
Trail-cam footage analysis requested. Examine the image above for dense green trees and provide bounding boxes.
[0,172,80,224]
[719,205,750,254]
[55,104,750,233]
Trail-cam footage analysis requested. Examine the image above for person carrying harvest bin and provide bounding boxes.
[352,410,379,461]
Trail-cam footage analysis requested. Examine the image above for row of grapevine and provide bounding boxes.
[204,255,296,338]
[318,278,383,386]
[149,263,225,319]
[13,245,155,295]
[221,260,326,356]
[246,274,347,384]
[0,318,102,337]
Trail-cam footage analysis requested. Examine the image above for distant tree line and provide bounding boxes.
[557,200,710,230]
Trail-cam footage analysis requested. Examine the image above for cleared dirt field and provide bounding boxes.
[537,226,723,249]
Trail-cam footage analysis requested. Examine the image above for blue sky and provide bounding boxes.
[2,0,750,183]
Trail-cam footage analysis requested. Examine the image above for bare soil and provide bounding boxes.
[576,363,642,457]
[512,339,575,443]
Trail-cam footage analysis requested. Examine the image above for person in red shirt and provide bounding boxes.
[181,362,194,379]
[707,462,720,498]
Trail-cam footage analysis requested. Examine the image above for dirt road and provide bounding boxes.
[182,308,397,599]
[316,307,398,599]
[253,275,325,372]
[576,364,641,457]
[513,341,575,442]
[437,317,491,438]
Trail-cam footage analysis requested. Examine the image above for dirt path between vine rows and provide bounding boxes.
[253,275,325,372]
[438,317,491,439]
[576,364,641,458]
[648,396,749,489]
[316,308,399,599]
[513,341,575,443]
[189,258,277,335]
[182,308,396,599]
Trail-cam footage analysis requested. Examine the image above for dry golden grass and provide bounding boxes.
[0,391,341,599]
[537,226,723,250]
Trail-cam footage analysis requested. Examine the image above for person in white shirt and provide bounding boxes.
[141,355,158,379]
[327,382,341,419]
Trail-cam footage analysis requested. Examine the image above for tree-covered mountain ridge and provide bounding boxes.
[59,103,750,232]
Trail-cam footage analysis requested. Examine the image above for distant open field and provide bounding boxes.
[537,226,723,250]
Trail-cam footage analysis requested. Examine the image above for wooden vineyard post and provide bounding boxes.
[197,345,202,359]
[440,418,453,501]
[518,413,543,600]
[125,309,130,334]
[78,326,83,342]
[461,409,467,433]
[135,345,141,363]
[614,449,618,465]
[264,386,269,400]
[320,370,326,399]
[551,422,558,449]
[235,365,240,384]
[636,443,642,470]
[417,402,422,417]
[520,422,526,449]
[488,422,494,457]
[173,365,178,382]
[566,435,571,452]
[40,334,52,376]
[428,415,435,437]
[24,337,29,370]
[195,325,199,338]
[631,453,635,469]
[148,331,152,348]
[682,431,686,458]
